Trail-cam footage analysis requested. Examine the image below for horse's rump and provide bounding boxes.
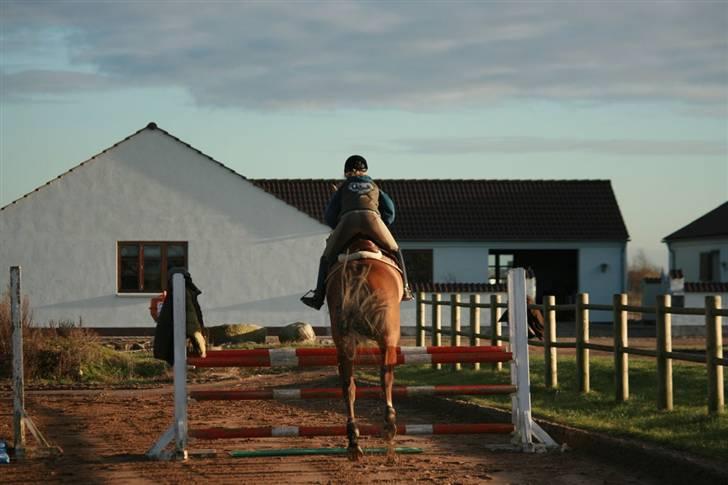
[326,238,402,364]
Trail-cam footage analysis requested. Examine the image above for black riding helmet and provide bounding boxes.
[344,155,367,173]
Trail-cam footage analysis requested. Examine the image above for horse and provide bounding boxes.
[325,238,403,461]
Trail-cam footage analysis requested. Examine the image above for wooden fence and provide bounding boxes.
[415,292,727,415]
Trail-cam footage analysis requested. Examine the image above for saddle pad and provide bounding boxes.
[326,250,402,283]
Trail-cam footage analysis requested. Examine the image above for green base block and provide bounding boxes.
[229,447,422,458]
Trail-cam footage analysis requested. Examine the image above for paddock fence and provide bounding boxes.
[414,292,726,415]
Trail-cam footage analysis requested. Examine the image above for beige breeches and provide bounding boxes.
[323,210,398,262]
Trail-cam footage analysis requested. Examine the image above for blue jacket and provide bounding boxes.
[324,175,395,229]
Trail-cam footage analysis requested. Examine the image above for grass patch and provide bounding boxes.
[79,347,169,385]
[358,354,727,461]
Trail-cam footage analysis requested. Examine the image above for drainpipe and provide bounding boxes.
[621,244,626,293]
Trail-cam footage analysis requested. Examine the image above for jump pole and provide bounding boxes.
[230,447,422,458]
[147,273,187,460]
[189,351,511,368]
[508,268,557,451]
[10,266,59,459]
[190,384,516,401]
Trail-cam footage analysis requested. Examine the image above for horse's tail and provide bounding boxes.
[337,260,387,360]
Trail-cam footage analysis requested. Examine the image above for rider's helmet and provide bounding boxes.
[344,155,368,173]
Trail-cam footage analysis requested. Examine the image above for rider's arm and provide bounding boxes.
[324,188,343,229]
[379,190,396,226]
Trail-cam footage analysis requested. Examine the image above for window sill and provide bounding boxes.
[116,292,163,298]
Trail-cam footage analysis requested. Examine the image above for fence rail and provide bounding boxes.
[415,292,725,415]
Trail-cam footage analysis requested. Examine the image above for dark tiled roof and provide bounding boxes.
[684,282,728,293]
[642,277,663,284]
[252,179,629,241]
[412,282,506,293]
[664,201,728,242]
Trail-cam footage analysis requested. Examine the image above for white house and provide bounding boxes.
[660,202,728,330]
[2,123,630,330]
[1,123,330,329]
[664,201,728,284]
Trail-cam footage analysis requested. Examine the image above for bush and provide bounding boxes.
[0,289,166,383]
[0,287,33,378]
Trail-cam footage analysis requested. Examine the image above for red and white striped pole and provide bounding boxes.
[190,384,516,401]
[190,423,515,440]
[189,349,511,368]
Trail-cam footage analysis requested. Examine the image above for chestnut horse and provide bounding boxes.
[326,238,403,460]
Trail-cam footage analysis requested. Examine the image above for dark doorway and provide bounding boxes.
[490,249,578,305]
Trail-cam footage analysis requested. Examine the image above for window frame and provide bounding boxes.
[699,250,720,282]
[117,241,188,294]
[488,250,515,285]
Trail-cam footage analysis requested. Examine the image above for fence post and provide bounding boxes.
[431,293,442,370]
[470,294,481,371]
[576,293,590,393]
[614,293,629,402]
[543,295,557,389]
[706,295,724,415]
[656,294,673,411]
[11,266,26,457]
[415,292,426,347]
[490,294,503,372]
[450,294,461,371]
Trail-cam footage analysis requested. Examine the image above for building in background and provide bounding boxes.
[255,177,630,322]
[2,124,630,329]
[659,202,728,332]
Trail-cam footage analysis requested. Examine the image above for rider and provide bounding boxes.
[300,155,414,310]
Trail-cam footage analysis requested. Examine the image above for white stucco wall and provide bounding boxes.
[668,239,728,282]
[579,245,626,321]
[671,293,728,331]
[401,241,625,311]
[0,128,329,328]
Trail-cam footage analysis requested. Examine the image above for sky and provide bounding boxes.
[1,0,726,269]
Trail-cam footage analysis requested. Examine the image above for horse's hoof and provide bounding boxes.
[385,445,399,464]
[383,406,397,441]
[382,421,397,442]
[347,445,364,461]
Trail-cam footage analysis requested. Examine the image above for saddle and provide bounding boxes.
[326,238,402,283]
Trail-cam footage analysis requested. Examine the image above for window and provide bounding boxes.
[118,242,188,293]
[488,252,514,285]
[699,250,720,282]
[671,295,685,308]
[402,249,433,283]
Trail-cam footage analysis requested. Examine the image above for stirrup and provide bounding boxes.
[300,290,324,310]
[402,286,414,301]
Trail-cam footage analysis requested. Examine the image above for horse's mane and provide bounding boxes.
[335,259,388,359]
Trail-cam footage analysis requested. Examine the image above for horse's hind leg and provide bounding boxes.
[339,354,363,461]
[380,346,397,443]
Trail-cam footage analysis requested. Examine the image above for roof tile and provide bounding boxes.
[252,179,629,241]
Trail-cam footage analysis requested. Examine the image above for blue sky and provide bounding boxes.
[1,0,726,268]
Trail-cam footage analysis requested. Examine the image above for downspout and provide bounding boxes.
[621,243,626,293]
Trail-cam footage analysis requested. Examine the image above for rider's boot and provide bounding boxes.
[395,249,414,301]
[300,257,329,310]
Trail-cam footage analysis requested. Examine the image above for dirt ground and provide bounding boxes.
[0,365,669,485]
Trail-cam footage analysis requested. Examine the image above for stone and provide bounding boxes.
[207,324,266,345]
[278,321,316,345]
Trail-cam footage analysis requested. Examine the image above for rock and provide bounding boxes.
[130,342,146,351]
[278,322,316,344]
[207,324,266,345]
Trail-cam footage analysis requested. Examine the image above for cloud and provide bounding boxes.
[1,1,726,110]
[392,136,728,157]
